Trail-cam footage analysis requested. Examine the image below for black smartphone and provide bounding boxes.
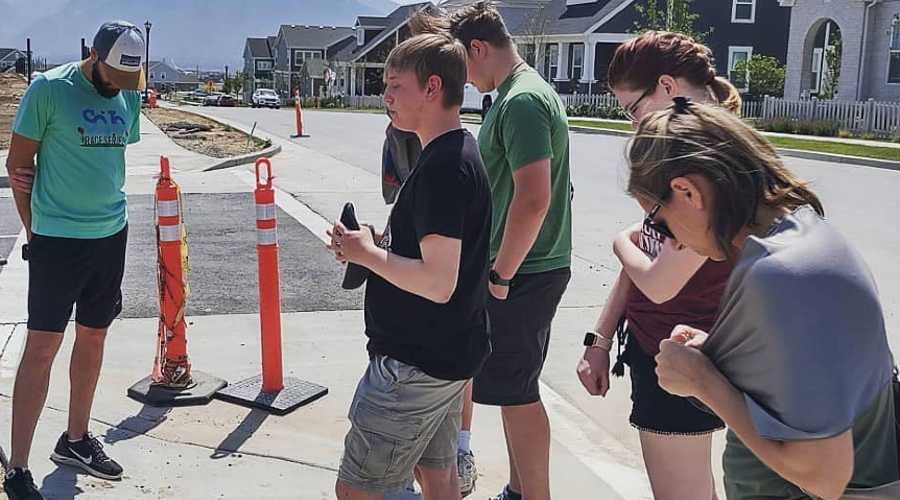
[340,202,361,231]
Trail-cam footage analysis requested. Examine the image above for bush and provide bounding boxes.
[838,129,852,139]
[565,103,628,120]
[756,118,840,137]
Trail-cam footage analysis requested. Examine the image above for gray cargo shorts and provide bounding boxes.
[338,355,466,493]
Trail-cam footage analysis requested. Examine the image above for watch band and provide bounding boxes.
[489,270,512,287]
[584,332,614,351]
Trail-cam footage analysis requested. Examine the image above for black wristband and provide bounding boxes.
[489,269,511,287]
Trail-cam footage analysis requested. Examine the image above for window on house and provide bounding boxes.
[294,50,322,66]
[728,46,753,90]
[150,73,155,79]
[811,48,824,93]
[544,44,559,80]
[161,73,166,80]
[518,44,536,67]
[357,29,364,46]
[732,0,756,23]
[258,60,273,71]
[890,20,900,84]
[570,43,584,81]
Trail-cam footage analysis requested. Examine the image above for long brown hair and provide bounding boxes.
[609,31,742,115]
[627,101,824,254]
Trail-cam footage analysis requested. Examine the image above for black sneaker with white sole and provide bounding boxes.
[50,432,123,480]
[3,468,45,500]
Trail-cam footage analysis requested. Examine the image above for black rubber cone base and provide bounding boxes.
[127,371,227,407]
[214,375,328,415]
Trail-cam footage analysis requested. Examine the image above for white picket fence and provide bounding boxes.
[341,91,900,136]
[758,96,900,136]
[559,93,622,110]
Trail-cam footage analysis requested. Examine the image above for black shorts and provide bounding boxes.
[27,226,128,333]
[623,332,724,435]
[473,267,570,406]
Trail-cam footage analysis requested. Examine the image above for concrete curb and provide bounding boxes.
[465,117,900,170]
[202,142,282,172]
[568,125,900,171]
[152,105,283,172]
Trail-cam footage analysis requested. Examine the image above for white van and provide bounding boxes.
[462,83,498,118]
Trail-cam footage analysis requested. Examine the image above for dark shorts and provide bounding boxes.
[473,267,570,406]
[624,332,724,435]
[27,226,128,334]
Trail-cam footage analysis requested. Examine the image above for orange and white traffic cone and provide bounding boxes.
[291,89,306,138]
[152,155,192,388]
[127,156,226,406]
[215,158,327,415]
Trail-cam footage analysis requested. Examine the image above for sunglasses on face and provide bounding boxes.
[623,85,656,122]
[645,203,676,240]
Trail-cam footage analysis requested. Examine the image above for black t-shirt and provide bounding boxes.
[364,129,492,381]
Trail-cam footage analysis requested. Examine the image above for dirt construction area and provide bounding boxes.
[0,73,28,149]
[143,106,269,159]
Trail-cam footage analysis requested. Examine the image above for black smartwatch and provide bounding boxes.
[21,243,29,262]
[489,269,511,287]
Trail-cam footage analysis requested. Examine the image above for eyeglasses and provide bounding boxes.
[644,203,676,240]
[622,85,657,122]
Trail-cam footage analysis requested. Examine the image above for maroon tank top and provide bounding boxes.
[624,222,733,356]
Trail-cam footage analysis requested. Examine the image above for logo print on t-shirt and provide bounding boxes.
[78,108,129,148]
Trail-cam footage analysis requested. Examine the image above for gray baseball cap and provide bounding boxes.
[93,20,146,90]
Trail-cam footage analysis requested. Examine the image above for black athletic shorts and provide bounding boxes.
[27,226,127,334]
[623,332,725,435]
[473,267,570,406]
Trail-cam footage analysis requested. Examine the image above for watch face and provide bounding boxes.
[583,332,594,347]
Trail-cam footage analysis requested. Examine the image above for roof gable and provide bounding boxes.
[246,37,273,58]
[510,0,634,35]
[278,24,356,49]
[351,2,434,62]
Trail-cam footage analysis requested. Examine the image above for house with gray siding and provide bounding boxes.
[271,24,356,98]
[783,0,900,101]
[243,37,276,102]
[443,0,792,95]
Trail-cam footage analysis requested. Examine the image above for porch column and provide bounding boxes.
[555,42,568,81]
[350,65,357,96]
[535,42,546,76]
[580,39,597,84]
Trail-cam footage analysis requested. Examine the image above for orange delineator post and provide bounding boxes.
[152,155,191,386]
[255,158,284,393]
[294,89,304,137]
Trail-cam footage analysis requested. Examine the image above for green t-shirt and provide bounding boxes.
[724,382,899,499]
[13,62,141,239]
[477,66,572,274]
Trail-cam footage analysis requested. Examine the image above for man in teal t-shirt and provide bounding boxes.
[440,3,573,500]
[3,21,144,500]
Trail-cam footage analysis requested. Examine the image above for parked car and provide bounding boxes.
[462,83,497,119]
[203,92,224,106]
[216,95,237,107]
[252,88,281,108]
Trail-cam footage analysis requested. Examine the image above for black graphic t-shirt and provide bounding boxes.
[365,129,493,381]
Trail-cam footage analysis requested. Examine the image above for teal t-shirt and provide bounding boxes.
[13,62,141,239]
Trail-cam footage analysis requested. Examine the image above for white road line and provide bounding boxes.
[234,169,652,499]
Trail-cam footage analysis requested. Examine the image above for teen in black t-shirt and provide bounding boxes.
[365,128,491,380]
[329,34,492,498]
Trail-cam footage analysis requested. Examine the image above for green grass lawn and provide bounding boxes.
[567,120,900,162]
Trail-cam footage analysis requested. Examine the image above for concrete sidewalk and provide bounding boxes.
[0,110,655,499]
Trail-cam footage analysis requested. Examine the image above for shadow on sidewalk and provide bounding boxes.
[103,405,173,445]
[210,409,269,459]
[39,466,83,500]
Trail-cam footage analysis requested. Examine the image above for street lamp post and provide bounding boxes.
[144,20,152,100]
